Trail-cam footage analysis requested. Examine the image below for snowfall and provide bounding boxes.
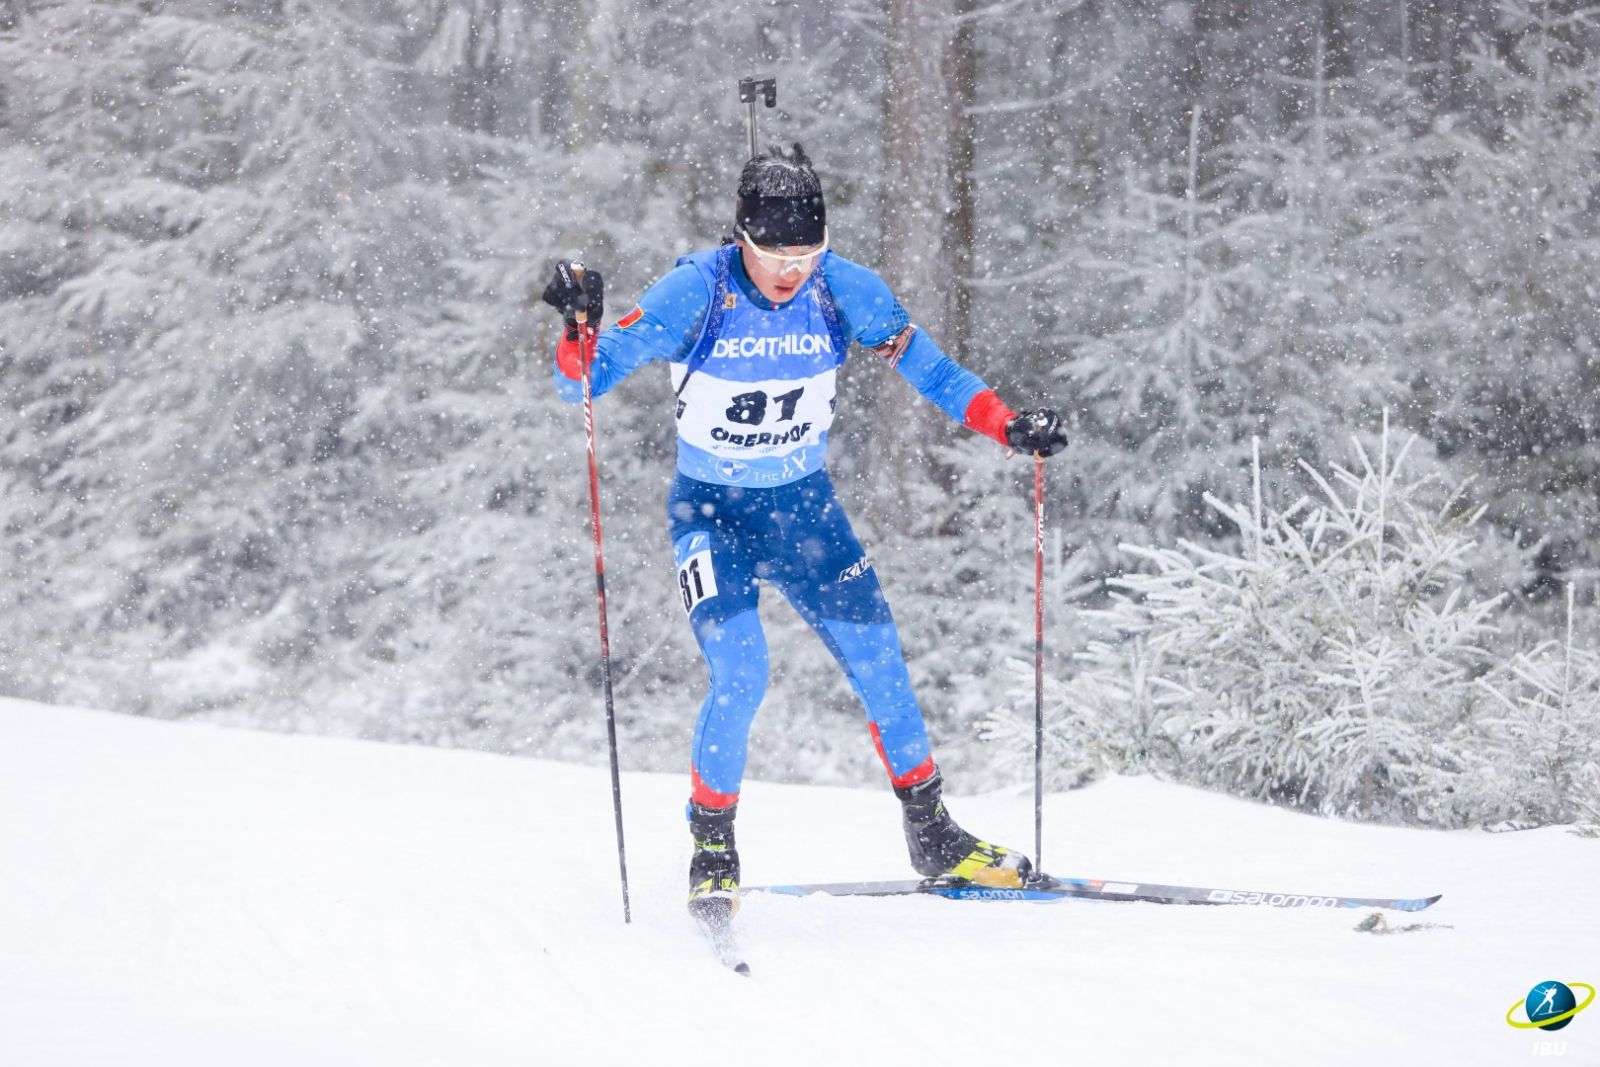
[2,696,1595,1066]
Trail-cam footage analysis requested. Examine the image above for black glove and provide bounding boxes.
[541,259,604,331]
[1005,408,1068,457]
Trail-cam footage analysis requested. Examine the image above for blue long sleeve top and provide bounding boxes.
[553,247,1009,487]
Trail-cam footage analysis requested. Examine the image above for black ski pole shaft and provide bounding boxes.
[1033,453,1045,871]
[574,264,631,924]
[738,76,778,159]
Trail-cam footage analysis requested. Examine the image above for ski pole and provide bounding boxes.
[574,263,631,924]
[1033,453,1045,873]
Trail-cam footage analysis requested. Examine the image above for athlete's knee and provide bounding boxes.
[709,656,768,712]
[820,618,912,688]
[702,610,769,709]
[691,612,768,808]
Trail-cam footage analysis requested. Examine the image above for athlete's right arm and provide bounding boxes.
[551,263,710,404]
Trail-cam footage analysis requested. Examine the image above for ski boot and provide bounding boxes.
[896,771,1033,889]
[687,802,740,920]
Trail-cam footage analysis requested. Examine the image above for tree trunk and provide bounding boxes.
[870,0,963,534]
[947,0,978,368]
[542,0,598,149]
[448,1,500,137]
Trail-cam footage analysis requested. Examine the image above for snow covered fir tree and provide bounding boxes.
[1,0,1598,834]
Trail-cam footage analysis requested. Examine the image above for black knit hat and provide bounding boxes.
[734,143,826,247]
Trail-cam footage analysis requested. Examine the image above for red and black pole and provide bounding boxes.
[574,265,631,924]
[1032,453,1046,873]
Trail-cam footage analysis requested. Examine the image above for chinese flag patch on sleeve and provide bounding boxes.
[617,306,644,329]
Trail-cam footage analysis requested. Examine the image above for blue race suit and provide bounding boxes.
[553,244,1014,808]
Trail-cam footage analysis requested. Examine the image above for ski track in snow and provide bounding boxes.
[1,697,1595,1066]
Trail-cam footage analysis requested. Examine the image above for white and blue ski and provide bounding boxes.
[745,873,1441,912]
[689,897,751,976]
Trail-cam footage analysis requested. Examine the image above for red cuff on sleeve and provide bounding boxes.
[556,324,598,380]
[962,388,1016,446]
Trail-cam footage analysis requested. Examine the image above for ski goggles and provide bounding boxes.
[739,227,829,276]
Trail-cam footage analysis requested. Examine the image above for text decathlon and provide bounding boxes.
[711,334,834,359]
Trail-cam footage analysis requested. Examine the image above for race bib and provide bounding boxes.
[672,369,837,461]
[675,541,719,615]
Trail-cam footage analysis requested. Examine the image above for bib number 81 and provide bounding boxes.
[725,386,805,426]
[677,548,718,614]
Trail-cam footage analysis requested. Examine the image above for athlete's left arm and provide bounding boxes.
[823,256,1016,446]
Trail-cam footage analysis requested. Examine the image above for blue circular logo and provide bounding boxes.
[715,459,749,482]
[1507,980,1594,1032]
[1528,982,1578,1031]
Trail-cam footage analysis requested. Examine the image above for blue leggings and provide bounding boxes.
[668,471,935,808]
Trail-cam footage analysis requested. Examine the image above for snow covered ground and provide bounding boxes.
[2,697,1595,1066]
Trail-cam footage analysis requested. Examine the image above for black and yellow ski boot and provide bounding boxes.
[896,771,1033,889]
[687,802,740,919]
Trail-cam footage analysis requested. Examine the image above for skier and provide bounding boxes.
[543,144,1068,913]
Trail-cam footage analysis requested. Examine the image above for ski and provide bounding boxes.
[689,898,751,976]
[745,873,1441,912]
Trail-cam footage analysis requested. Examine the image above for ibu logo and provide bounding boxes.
[1507,980,1594,1032]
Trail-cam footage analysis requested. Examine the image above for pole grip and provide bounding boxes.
[571,262,588,326]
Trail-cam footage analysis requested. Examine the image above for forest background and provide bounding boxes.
[3,0,1598,829]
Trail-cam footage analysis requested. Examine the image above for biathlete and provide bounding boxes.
[543,144,1068,913]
